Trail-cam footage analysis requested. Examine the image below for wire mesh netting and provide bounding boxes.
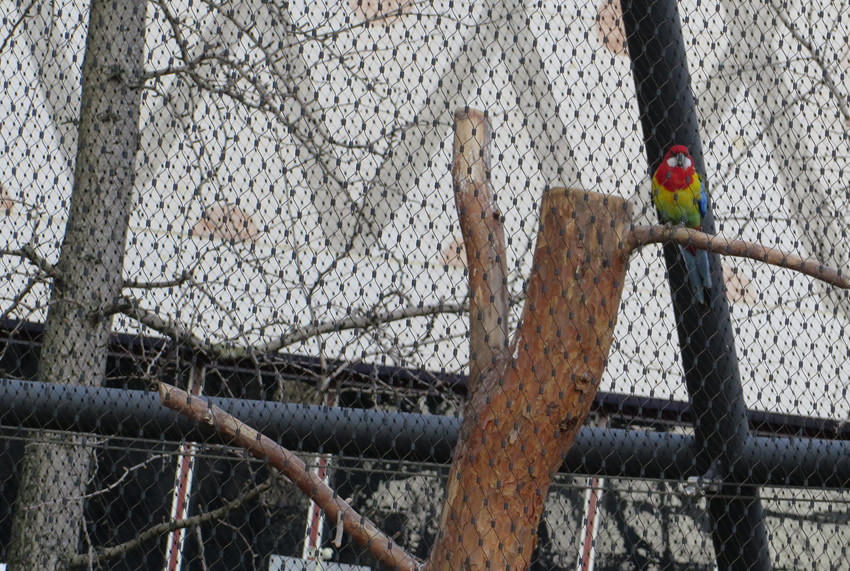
[0,0,849,568]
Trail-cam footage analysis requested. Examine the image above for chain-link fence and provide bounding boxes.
[0,0,849,568]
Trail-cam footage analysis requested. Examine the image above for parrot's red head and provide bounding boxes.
[655,145,696,191]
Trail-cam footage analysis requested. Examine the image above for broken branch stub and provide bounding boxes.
[452,109,510,392]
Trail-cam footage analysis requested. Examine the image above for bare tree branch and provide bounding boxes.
[63,473,277,569]
[123,271,192,290]
[28,453,171,511]
[157,383,421,571]
[628,224,850,289]
[769,2,850,123]
[101,295,207,348]
[109,293,465,360]
[0,0,37,55]
[262,300,466,355]
[0,274,46,322]
[0,245,59,279]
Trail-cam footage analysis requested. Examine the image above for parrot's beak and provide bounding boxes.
[675,152,686,167]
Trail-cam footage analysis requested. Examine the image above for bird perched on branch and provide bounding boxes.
[651,144,713,304]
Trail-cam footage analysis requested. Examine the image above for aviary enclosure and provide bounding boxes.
[0,0,848,569]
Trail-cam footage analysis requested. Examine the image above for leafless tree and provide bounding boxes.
[6,1,146,568]
[1,0,848,567]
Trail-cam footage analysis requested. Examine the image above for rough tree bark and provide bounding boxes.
[426,172,633,568]
[158,183,634,571]
[7,1,146,568]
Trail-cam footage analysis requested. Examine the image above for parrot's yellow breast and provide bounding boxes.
[652,172,703,228]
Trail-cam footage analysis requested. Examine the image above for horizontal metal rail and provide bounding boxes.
[1,378,848,488]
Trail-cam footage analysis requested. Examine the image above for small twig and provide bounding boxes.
[123,271,192,290]
[80,514,94,571]
[0,274,45,321]
[157,383,421,571]
[627,224,849,289]
[0,245,59,279]
[0,0,37,55]
[194,525,208,571]
[62,475,276,569]
[769,3,850,124]
[26,453,170,510]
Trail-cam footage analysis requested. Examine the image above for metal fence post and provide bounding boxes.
[620,0,773,568]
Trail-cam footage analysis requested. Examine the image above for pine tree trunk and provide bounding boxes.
[7,1,146,568]
[427,188,632,569]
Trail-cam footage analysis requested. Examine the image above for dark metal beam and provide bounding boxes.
[620,0,772,568]
[1,379,849,489]
[3,319,846,440]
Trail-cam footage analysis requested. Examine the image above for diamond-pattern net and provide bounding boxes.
[0,0,848,568]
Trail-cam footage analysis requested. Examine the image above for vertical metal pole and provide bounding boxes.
[301,383,339,564]
[578,476,604,571]
[620,0,772,568]
[164,364,205,571]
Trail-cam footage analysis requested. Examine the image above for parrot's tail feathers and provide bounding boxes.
[696,248,712,291]
[680,246,712,305]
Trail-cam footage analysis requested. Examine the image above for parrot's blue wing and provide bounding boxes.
[698,183,707,219]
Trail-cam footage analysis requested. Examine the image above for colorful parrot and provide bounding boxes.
[651,144,713,304]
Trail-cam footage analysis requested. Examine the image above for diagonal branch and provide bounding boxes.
[0,274,46,322]
[0,0,37,55]
[63,474,275,569]
[627,224,850,289]
[157,383,421,571]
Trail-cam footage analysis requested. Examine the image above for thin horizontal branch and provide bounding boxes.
[259,300,466,355]
[112,293,465,360]
[123,271,191,290]
[628,224,850,289]
[157,383,420,570]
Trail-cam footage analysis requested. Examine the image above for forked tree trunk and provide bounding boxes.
[426,183,632,569]
[7,1,146,568]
